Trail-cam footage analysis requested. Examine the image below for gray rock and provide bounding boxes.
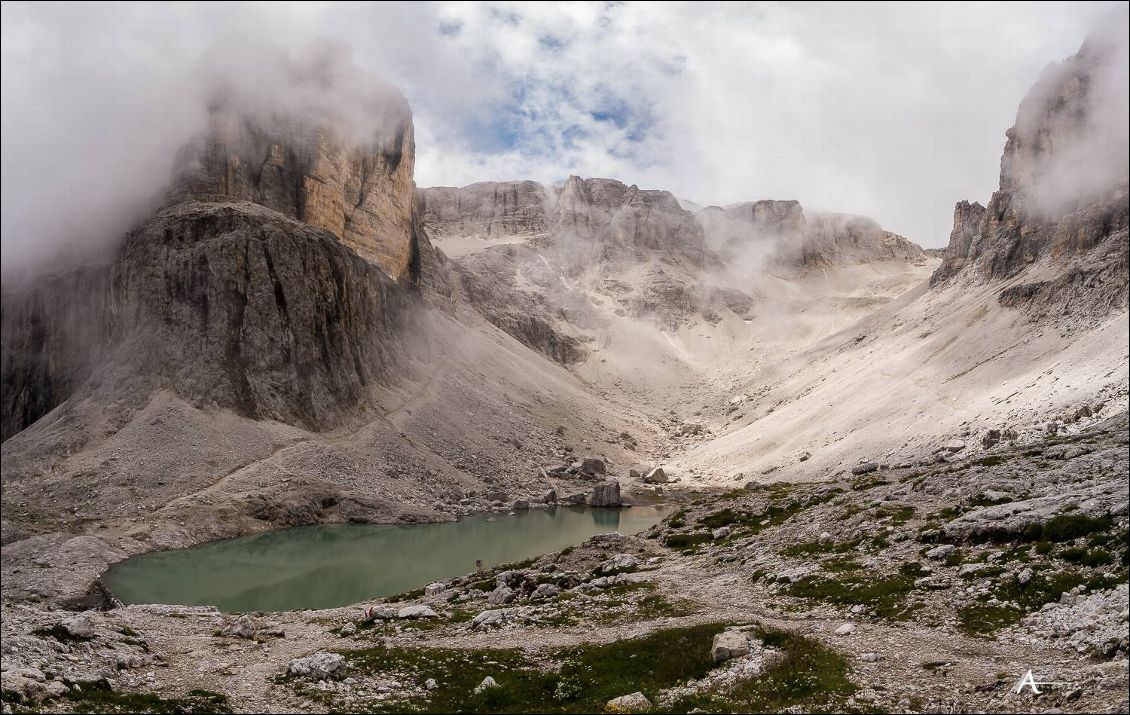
[712,526,731,540]
[288,652,348,681]
[944,440,967,453]
[711,630,750,663]
[339,623,357,636]
[851,462,879,475]
[589,481,622,507]
[643,467,667,484]
[219,614,258,639]
[599,554,639,574]
[835,623,856,636]
[61,614,96,639]
[542,489,557,504]
[531,583,561,600]
[581,458,607,476]
[488,586,516,605]
[424,582,446,597]
[925,544,956,560]
[397,605,438,619]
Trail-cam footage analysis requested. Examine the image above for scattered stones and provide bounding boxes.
[287,652,347,681]
[605,691,652,712]
[711,630,750,663]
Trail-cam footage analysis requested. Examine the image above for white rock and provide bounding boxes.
[605,691,652,712]
[835,623,856,636]
[474,676,498,693]
[925,544,956,560]
[424,582,446,597]
[287,652,347,681]
[424,678,438,690]
[712,526,731,540]
[61,614,96,639]
[711,630,750,663]
[397,605,438,619]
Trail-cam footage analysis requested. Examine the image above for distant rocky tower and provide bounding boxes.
[931,28,1129,319]
[1,91,440,442]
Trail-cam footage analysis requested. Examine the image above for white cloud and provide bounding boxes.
[2,1,1124,278]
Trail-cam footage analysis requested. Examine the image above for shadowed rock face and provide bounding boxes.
[1,101,434,441]
[931,33,1129,319]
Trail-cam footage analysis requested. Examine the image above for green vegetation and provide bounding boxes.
[784,563,926,620]
[669,626,858,713]
[957,569,1121,636]
[288,622,858,714]
[59,685,231,714]
[663,532,713,551]
[850,475,888,491]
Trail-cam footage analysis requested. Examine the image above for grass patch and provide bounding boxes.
[670,626,857,713]
[62,685,231,714]
[784,563,926,620]
[957,569,1120,636]
[663,532,713,551]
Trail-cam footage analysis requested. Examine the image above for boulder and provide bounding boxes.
[363,605,396,621]
[61,614,96,639]
[944,440,967,453]
[712,526,732,540]
[605,692,652,712]
[488,586,516,605]
[288,652,348,681]
[475,676,499,692]
[581,458,607,476]
[397,605,438,619]
[851,462,879,476]
[472,609,515,629]
[542,489,557,504]
[599,554,639,574]
[835,623,856,636]
[982,429,1002,448]
[424,582,446,597]
[531,583,561,600]
[643,467,667,484]
[0,669,67,703]
[925,544,956,560]
[589,481,622,507]
[711,630,750,663]
[219,614,258,639]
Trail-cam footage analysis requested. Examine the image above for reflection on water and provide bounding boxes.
[103,505,667,612]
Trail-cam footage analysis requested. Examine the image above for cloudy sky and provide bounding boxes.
[1,1,1124,274]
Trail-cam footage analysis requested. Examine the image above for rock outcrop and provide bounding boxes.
[418,181,554,240]
[698,200,925,272]
[931,29,1129,320]
[168,104,418,281]
[1,95,434,441]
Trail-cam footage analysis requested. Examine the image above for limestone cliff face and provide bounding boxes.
[699,200,925,271]
[420,176,707,268]
[1,99,433,441]
[168,106,417,281]
[931,31,1129,319]
[418,181,554,240]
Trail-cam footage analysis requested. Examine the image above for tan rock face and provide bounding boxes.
[167,108,417,281]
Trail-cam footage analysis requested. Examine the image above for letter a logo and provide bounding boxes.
[1015,669,1042,694]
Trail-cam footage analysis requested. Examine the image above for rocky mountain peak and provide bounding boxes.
[166,98,418,281]
[931,26,1129,318]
